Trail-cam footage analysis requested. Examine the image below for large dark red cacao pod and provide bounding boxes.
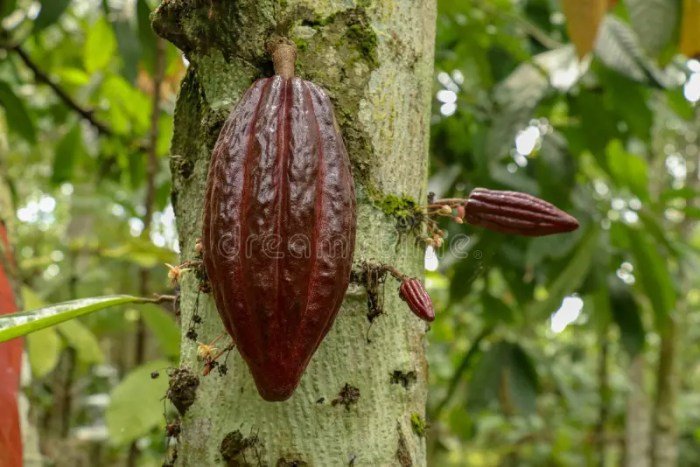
[202,75,356,401]
[465,188,578,237]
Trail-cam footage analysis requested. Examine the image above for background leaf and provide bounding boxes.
[626,228,676,327]
[594,17,670,87]
[33,0,71,33]
[26,327,61,378]
[609,282,645,356]
[83,17,117,73]
[627,0,680,58]
[0,82,36,143]
[140,304,180,358]
[105,360,171,446]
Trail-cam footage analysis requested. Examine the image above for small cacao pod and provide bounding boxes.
[202,41,356,401]
[399,278,435,322]
[464,188,579,237]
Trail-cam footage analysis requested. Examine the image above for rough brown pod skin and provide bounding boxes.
[202,45,356,401]
[399,278,435,322]
[464,188,579,236]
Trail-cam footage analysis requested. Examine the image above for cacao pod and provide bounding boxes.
[399,278,435,322]
[464,188,579,237]
[203,44,356,401]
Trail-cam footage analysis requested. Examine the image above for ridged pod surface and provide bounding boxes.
[465,188,579,237]
[398,278,435,322]
[202,75,356,401]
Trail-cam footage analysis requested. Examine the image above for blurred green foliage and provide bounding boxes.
[0,0,699,465]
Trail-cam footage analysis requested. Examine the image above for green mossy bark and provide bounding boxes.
[154,1,436,464]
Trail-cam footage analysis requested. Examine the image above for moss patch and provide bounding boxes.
[372,193,424,233]
[152,0,276,67]
[292,7,379,190]
[410,413,427,437]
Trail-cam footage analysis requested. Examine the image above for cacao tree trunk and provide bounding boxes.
[153,1,436,465]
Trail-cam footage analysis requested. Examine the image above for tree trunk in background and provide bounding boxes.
[153,1,436,464]
[624,354,650,467]
[651,320,678,467]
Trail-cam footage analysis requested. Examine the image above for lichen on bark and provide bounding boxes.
[154,0,436,464]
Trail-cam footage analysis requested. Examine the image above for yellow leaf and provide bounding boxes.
[561,0,608,58]
[680,0,700,58]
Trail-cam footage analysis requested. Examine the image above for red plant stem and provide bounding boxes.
[0,223,22,467]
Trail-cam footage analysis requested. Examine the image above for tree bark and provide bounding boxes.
[153,1,436,465]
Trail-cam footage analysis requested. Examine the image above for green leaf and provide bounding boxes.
[594,17,670,87]
[106,360,170,446]
[101,236,176,268]
[111,16,141,83]
[626,228,676,327]
[486,46,578,161]
[666,87,695,120]
[57,319,104,365]
[0,295,149,343]
[26,327,62,378]
[467,341,539,415]
[83,17,117,73]
[528,227,599,318]
[1,0,17,19]
[137,0,157,73]
[100,75,151,133]
[22,287,103,371]
[0,81,36,143]
[606,140,649,199]
[480,294,517,325]
[507,344,539,415]
[534,131,576,203]
[34,0,71,33]
[609,282,645,356]
[626,0,680,58]
[51,124,83,185]
[599,68,653,141]
[140,304,180,358]
[467,343,503,411]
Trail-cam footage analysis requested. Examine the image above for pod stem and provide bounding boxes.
[382,264,408,282]
[267,36,297,79]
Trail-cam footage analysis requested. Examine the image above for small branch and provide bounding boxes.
[266,36,296,79]
[11,45,113,136]
[150,294,177,304]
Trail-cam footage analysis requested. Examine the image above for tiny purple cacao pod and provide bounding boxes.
[399,278,435,322]
[464,188,579,237]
